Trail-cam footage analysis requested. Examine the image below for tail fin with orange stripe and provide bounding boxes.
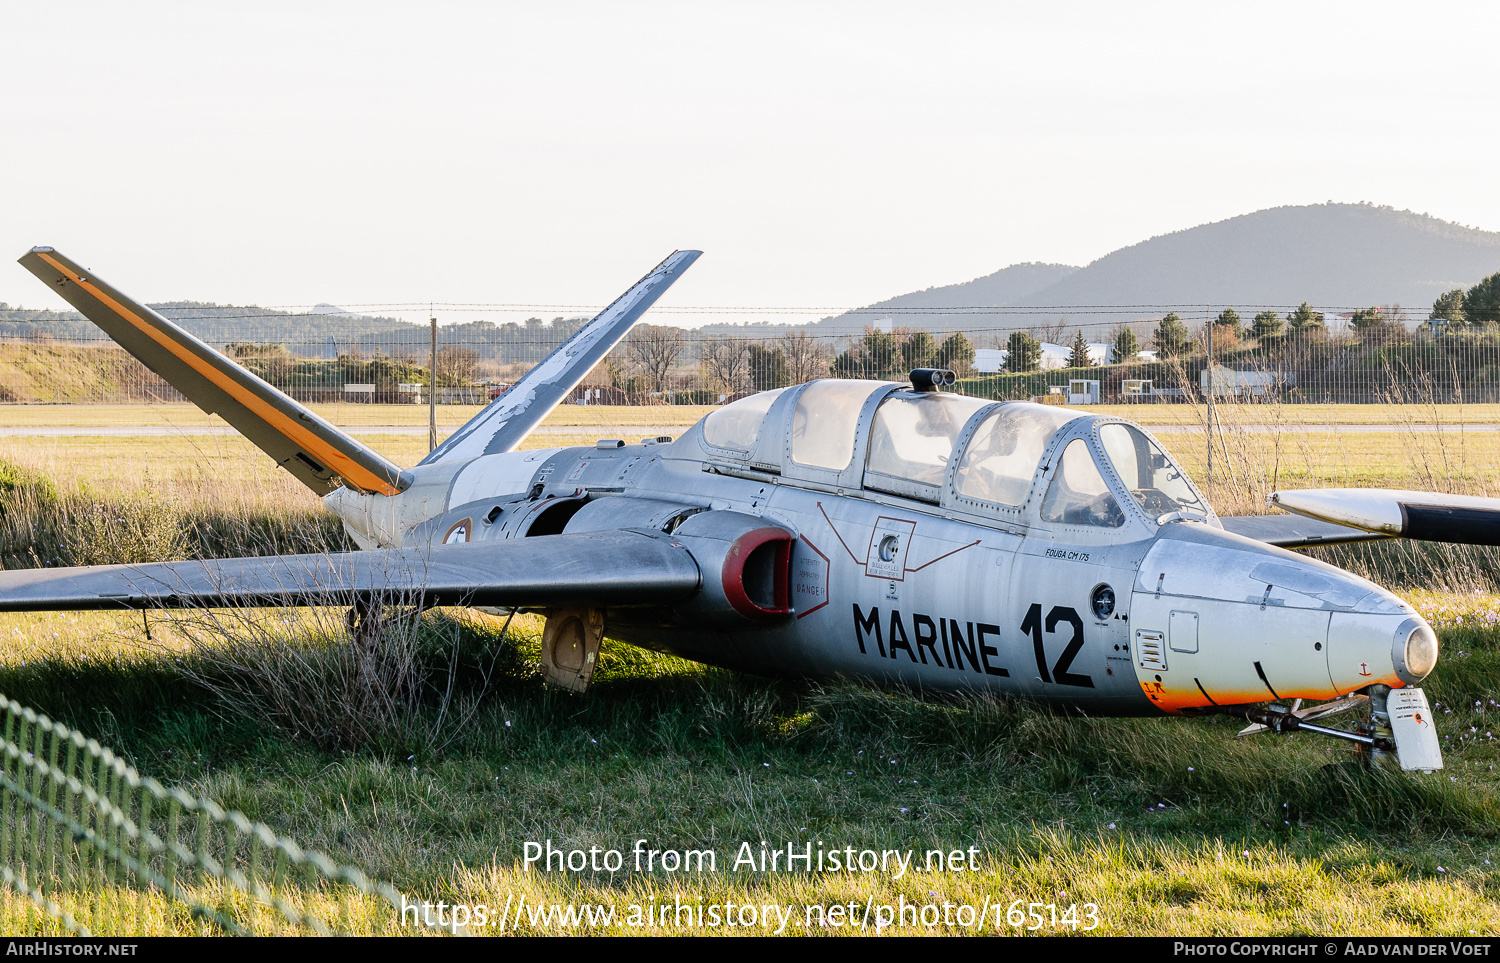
[18,247,409,496]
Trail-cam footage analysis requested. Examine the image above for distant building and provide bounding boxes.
[1200,365,1295,400]
[974,348,1006,372]
[973,343,1114,373]
[1067,379,1101,405]
[571,385,630,405]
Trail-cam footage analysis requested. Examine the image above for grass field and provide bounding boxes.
[1093,403,1500,427]
[5,402,1496,516]
[0,403,714,429]
[2,405,1499,935]
[0,432,612,495]
[6,400,1500,429]
[1,602,1497,936]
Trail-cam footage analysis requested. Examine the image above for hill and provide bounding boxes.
[856,261,1079,312]
[1014,203,1500,313]
[0,301,590,365]
[812,203,1500,337]
[6,204,1499,347]
[0,301,413,350]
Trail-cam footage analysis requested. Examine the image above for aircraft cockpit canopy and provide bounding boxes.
[865,391,990,493]
[1097,422,1209,520]
[1040,437,1127,528]
[702,386,790,452]
[953,404,1080,507]
[690,380,1211,531]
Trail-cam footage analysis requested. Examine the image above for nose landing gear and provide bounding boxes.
[1356,685,1444,772]
[1224,684,1444,772]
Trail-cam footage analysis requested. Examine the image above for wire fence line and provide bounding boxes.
[2,310,1499,407]
[0,694,445,936]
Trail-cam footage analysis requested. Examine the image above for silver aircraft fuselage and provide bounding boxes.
[5,245,1440,763]
[326,379,1434,717]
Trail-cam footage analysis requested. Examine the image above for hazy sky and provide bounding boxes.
[2,1,1496,324]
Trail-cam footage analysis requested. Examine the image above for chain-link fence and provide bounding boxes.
[0,695,443,936]
[3,304,1498,408]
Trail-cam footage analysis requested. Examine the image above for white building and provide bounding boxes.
[973,342,1115,373]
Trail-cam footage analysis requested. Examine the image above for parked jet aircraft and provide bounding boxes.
[0,247,1457,771]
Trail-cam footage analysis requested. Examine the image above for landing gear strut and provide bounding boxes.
[1225,683,1444,772]
[346,598,384,647]
[1354,685,1399,770]
[1228,701,1392,754]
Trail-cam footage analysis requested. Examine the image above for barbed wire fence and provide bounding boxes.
[0,694,449,936]
[2,302,1497,410]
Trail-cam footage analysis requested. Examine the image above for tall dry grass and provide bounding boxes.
[0,437,344,570]
[1155,360,1500,591]
[0,444,501,755]
[161,602,505,754]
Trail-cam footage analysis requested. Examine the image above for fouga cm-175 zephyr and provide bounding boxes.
[1,246,1472,771]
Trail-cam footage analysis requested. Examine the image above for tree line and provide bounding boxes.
[989,269,1500,375]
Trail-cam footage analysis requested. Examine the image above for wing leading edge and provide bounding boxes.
[0,531,700,612]
[1217,514,1387,549]
[1224,487,1500,548]
[1269,488,1500,545]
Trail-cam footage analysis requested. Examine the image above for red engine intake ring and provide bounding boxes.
[721,527,793,620]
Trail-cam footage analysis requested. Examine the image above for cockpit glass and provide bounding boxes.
[702,387,789,451]
[1098,423,1208,520]
[790,380,888,471]
[954,404,1082,507]
[1041,439,1125,528]
[865,393,991,489]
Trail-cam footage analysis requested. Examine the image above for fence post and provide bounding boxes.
[429,315,438,453]
[1206,309,1214,498]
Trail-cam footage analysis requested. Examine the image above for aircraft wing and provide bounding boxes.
[18,248,410,497]
[421,250,701,464]
[1267,488,1500,545]
[0,531,699,612]
[1217,514,1387,548]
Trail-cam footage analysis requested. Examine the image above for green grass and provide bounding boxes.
[1,600,1498,936]
[3,417,1500,934]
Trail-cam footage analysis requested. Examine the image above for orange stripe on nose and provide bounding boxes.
[37,252,399,495]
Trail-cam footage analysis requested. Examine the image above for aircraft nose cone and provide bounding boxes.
[1129,522,1425,712]
[1326,611,1437,693]
[1332,612,1434,687]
